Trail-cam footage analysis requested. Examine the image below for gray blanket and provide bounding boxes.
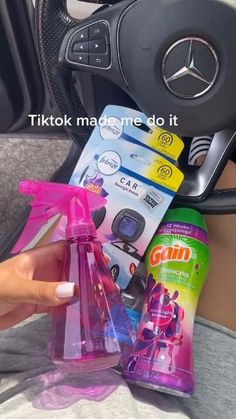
[0,315,235,419]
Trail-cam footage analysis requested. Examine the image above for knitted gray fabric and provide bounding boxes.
[0,315,235,419]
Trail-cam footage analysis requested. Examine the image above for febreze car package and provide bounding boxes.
[72,105,184,176]
[51,106,184,248]
[51,105,184,256]
[75,139,184,289]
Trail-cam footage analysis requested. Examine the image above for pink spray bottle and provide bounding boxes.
[12,180,135,371]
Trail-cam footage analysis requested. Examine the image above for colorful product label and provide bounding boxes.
[79,141,184,289]
[124,220,210,396]
[73,105,184,173]
[145,128,184,162]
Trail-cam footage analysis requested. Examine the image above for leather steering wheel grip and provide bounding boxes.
[174,189,236,215]
[35,0,91,146]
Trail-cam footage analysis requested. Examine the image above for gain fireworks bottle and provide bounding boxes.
[123,208,210,397]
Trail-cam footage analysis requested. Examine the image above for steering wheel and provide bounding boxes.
[35,0,236,214]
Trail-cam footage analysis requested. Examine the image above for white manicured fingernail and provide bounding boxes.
[56,283,75,299]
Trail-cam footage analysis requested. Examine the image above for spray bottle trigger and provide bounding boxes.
[11,205,49,254]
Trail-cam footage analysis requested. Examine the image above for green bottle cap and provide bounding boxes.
[163,208,208,232]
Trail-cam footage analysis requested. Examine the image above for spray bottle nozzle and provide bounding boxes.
[66,195,97,239]
[12,180,107,254]
[19,180,40,195]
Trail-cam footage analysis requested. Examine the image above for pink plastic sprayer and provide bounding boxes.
[12,180,135,371]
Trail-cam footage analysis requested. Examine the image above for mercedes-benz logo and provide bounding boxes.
[162,37,219,99]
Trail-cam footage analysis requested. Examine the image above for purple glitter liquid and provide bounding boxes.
[48,238,132,371]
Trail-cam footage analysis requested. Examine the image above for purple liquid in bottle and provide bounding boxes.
[48,196,133,371]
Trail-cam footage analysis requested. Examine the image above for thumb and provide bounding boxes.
[0,279,75,306]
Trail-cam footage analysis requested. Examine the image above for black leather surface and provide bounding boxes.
[35,0,91,146]
[174,189,236,214]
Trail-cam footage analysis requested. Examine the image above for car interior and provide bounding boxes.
[1,0,236,261]
[1,0,236,415]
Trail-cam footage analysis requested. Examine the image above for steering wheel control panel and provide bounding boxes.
[67,21,110,68]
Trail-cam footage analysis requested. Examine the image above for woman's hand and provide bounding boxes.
[0,242,74,331]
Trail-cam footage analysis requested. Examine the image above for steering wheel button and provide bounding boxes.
[75,28,89,42]
[89,22,109,40]
[69,52,89,65]
[89,39,106,54]
[90,54,110,68]
[73,42,89,53]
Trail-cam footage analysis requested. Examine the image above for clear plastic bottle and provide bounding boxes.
[11,180,135,372]
[48,196,134,371]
